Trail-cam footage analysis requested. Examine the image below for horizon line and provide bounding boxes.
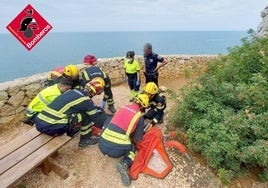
[0,30,248,34]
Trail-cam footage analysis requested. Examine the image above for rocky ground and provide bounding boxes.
[1,77,267,188]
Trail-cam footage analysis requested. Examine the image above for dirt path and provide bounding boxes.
[1,77,267,188]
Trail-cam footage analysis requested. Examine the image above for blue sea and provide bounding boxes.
[0,31,247,83]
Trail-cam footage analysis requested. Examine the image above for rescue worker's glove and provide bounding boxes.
[135,80,140,87]
[100,100,106,109]
[122,77,128,83]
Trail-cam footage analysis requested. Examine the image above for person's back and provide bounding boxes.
[35,78,106,148]
[25,77,73,124]
[80,66,106,87]
[98,94,149,186]
[36,89,96,127]
[80,65,116,113]
[101,102,144,148]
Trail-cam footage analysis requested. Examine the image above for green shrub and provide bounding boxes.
[172,30,268,183]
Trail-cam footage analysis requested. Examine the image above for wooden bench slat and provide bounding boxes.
[0,134,53,175]
[0,128,41,160]
[0,135,71,188]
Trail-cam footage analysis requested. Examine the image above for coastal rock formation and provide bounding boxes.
[0,55,218,128]
[257,5,268,37]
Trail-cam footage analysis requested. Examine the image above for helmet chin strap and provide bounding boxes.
[84,88,94,98]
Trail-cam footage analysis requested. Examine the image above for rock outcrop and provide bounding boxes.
[257,5,268,37]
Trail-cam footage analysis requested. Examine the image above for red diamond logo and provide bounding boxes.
[6,4,53,51]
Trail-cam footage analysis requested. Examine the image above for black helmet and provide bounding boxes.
[126,51,135,58]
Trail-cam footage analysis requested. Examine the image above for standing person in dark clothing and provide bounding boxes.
[98,94,149,186]
[143,43,167,86]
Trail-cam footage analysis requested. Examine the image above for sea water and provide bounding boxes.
[0,31,247,82]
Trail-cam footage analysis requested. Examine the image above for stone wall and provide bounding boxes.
[0,55,218,129]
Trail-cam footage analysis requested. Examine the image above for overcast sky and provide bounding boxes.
[0,0,267,33]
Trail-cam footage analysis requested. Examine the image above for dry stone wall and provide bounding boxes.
[0,55,218,129]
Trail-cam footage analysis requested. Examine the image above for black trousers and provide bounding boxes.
[98,138,134,167]
[144,72,159,86]
[103,76,114,105]
[127,73,139,91]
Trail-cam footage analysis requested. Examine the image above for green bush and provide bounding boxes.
[172,30,268,183]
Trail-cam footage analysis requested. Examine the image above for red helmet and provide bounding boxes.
[47,66,64,80]
[85,77,105,96]
[83,55,97,65]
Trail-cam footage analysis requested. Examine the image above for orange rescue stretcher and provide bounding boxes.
[130,127,190,180]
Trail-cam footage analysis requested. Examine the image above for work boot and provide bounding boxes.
[66,127,80,137]
[108,104,116,113]
[78,137,99,148]
[116,160,131,186]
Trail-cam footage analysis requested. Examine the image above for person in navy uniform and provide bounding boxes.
[143,43,167,86]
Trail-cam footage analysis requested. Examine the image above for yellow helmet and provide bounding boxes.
[64,65,79,79]
[85,77,105,96]
[144,82,159,95]
[134,94,149,108]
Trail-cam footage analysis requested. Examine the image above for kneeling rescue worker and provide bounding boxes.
[98,94,149,186]
[143,82,166,131]
[46,64,80,88]
[35,77,105,148]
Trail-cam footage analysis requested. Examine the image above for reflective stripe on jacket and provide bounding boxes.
[26,84,62,118]
[81,66,107,83]
[36,89,97,126]
[101,103,142,145]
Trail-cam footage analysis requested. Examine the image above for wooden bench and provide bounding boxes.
[0,127,72,188]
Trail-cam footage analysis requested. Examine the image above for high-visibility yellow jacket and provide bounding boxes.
[124,59,140,74]
[26,84,62,119]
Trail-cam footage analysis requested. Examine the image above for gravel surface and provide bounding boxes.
[1,77,267,188]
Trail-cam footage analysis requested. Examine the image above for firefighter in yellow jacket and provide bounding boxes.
[98,94,149,186]
[25,77,73,125]
[35,78,107,148]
